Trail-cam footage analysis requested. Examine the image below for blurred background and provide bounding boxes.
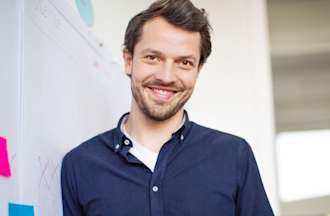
[268,0,330,215]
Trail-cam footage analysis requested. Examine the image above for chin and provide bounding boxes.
[142,103,184,122]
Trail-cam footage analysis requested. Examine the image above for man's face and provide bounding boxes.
[123,16,201,121]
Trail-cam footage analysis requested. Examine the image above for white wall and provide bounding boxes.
[91,0,279,214]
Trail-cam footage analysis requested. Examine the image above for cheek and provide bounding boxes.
[131,62,156,82]
[180,73,199,89]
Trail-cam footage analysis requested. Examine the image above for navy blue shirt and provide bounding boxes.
[61,112,274,216]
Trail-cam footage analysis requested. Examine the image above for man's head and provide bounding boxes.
[123,0,212,121]
[124,0,212,67]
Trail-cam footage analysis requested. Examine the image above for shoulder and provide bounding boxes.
[189,121,251,153]
[190,121,249,146]
[62,128,116,167]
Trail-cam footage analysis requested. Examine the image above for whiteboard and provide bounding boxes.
[1,0,130,215]
[0,0,20,215]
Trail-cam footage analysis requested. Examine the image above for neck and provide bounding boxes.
[125,101,184,153]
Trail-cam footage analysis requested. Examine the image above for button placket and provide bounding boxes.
[149,137,179,216]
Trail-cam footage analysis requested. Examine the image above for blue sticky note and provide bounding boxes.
[8,203,34,216]
[75,0,94,27]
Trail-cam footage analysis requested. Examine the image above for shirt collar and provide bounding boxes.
[112,110,192,155]
[120,112,186,137]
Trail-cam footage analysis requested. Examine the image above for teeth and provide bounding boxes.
[154,88,171,95]
[151,88,174,100]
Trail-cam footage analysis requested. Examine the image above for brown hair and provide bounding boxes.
[123,0,212,66]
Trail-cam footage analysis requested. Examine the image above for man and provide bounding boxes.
[61,0,275,215]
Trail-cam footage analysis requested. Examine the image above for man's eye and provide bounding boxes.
[182,60,191,65]
[145,55,158,61]
[180,60,194,68]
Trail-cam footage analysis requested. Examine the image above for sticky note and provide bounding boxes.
[0,136,11,177]
[75,0,94,27]
[9,203,34,216]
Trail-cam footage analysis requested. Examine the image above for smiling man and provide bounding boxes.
[61,0,275,215]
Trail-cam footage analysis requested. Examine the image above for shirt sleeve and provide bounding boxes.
[61,154,83,216]
[235,140,275,216]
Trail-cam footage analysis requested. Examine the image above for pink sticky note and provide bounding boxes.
[0,136,11,177]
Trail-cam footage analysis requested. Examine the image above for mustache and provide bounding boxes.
[143,79,184,91]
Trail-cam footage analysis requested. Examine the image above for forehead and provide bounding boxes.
[134,16,201,58]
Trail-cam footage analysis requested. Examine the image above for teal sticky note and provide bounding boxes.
[75,0,94,27]
[8,203,34,216]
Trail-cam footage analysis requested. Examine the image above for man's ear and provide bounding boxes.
[123,49,133,78]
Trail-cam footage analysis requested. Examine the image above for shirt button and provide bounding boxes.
[180,134,184,141]
[124,139,130,145]
[115,144,120,150]
[152,186,159,192]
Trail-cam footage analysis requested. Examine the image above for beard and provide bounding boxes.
[131,77,193,121]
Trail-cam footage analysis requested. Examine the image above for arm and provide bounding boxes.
[61,154,83,216]
[235,140,274,216]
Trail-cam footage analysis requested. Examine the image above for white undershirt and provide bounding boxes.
[120,114,185,172]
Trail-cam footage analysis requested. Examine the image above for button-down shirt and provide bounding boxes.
[61,112,274,216]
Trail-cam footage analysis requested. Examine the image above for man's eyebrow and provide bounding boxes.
[141,49,163,56]
[177,55,198,62]
[141,49,198,62]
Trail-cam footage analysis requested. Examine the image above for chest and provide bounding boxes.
[78,148,238,216]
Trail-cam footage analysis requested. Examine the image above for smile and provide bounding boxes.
[147,87,178,102]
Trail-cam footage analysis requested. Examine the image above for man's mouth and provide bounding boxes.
[147,86,178,102]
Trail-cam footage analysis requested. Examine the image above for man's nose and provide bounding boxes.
[154,61,176,84]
